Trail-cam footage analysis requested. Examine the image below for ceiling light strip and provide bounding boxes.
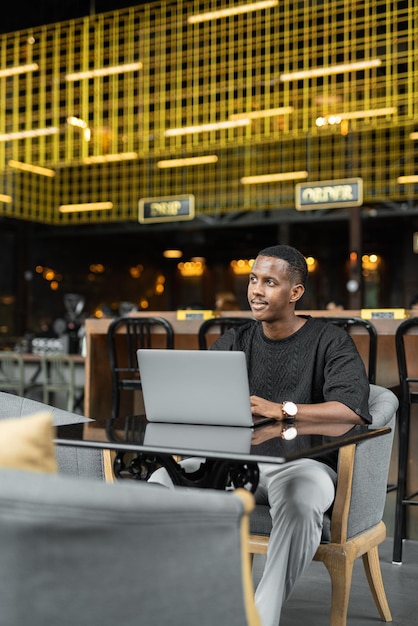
[165,119,250,137]
[188,0,278,23]
[58,202,113,213]
[316,108,397,127]
[67,116,88,129]
[0,63,38,79]
[83,152,138,164]
[397,176,418,184]
[241,171,308,184]
[157,155,218,168]
[230,106,294,120]
[8,160,56,177]
[337,107,396,120]
[0,127,59,142]
[280,59,382,82]
[65,62,143,81]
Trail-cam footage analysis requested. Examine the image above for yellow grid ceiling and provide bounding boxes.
[0,0,416,224]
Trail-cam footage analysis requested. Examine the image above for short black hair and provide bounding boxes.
[257,245,308,287]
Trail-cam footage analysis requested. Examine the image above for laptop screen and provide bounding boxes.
[137,349,255,427]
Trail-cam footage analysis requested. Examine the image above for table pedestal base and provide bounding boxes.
[113,452,260,492]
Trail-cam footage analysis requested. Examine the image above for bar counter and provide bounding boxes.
[84,310,414,422]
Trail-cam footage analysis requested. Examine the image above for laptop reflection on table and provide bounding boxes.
[143,422,253,455]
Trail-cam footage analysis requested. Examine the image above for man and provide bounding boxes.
[409,294,418,313]
[209,244,371,626]
[150,244,371,626]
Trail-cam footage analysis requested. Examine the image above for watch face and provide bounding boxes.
[283,401,297,417]
[281,424,298,440]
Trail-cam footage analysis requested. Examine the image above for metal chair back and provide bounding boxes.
[107,316,175,421]
[41,354,83,413]
[198,317,254,350]
[393,316,418,563]
[0,352,25,396]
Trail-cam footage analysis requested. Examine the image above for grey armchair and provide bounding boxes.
[0,391,106,480]
[0,470,260,626]
[248,384,398,626]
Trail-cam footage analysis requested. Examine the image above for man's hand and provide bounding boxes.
[250,395,282,420]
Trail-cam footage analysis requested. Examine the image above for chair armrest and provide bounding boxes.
[330,443,356,543]
[234,489,261,626]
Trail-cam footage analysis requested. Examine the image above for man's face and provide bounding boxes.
[247,255,298,321]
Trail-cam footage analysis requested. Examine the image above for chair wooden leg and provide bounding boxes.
[320,551,354,626]
[362,547,392,622]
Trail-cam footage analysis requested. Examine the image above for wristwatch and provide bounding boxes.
[282,401,298,420]
[281,422,298,441]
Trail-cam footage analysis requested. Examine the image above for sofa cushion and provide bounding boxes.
[0,411,57,473]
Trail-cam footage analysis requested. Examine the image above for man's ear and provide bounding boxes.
[290,284,305,303]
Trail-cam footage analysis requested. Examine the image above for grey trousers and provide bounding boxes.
[149,457,336,626]
[254,459,336,626]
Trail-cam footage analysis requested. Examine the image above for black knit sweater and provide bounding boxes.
[210,316,372,469]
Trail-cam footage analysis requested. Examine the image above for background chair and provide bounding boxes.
[0,471,260,626]
[248,384,398,626]
[198,316,254,350]
[41,354,84,413]
[392,316,418,564]
[316,316,378,384]
[107,316,175,421]
[0,352,25,396]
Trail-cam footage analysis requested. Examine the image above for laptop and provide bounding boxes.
[137,348,272,428]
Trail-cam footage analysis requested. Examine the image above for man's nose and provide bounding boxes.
[251,281,263,295]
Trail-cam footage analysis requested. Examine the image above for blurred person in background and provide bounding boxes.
[325,299,344,312]
[409,294,418,315]
[215,290,241,311]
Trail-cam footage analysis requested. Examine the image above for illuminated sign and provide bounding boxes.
[295,178,363,210]
[138,195,195,223]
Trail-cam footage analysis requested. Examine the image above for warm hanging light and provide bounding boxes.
[362,254,381,271]
[305,256,318,273]
[65,61,143,81]
[178,259,206,277]
[230,259,254,275]
[163,249,183,259]
[0,194,12,203]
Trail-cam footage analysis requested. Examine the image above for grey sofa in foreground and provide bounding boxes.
[0,469,260,626]
[0,391,106,479]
